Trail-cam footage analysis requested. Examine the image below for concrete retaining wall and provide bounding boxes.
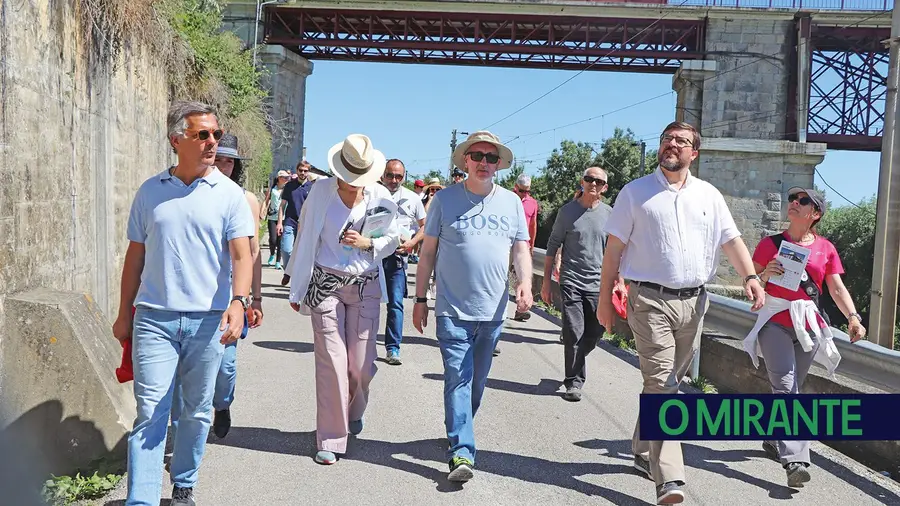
[0,0,171,478]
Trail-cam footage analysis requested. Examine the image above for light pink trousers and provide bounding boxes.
[309,267,381,454]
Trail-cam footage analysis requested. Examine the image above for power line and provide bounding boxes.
[814,167,876,214]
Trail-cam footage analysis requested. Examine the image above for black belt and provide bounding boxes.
[632,281,704,298]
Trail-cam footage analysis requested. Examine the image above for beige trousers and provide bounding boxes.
[627,281,708,486]
[309,268,381,454]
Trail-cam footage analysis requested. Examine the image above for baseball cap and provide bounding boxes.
[414,179,425,187]
[787,187,827,214]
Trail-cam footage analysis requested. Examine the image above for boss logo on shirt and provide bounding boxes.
[454,214,512,236]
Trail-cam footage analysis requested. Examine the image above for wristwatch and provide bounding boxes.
[849,312,862,322]
[231,295,251,310]
[743,274,761,286]
[415,297,428,304]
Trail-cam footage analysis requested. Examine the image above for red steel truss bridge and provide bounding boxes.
[262,1,893,150]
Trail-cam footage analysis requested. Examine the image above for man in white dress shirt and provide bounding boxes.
[597,121,765,505]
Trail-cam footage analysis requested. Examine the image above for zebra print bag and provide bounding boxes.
[303,264,379,310]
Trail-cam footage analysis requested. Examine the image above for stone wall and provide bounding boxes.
[0,0,171,359]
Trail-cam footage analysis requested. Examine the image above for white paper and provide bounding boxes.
[361,198,397,239]
[768,241,811,291]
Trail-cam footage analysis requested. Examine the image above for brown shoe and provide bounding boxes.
[281,274,291,286]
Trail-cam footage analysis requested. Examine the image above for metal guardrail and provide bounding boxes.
[669,0,892,10]
[531,247,900,389]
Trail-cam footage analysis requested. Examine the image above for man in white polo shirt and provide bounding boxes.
[597,121,764,505]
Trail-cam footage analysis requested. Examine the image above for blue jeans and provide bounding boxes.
[126,307,225,506]
[382,254,407,353]
[435,316,504,464]
[281,224,296,268]
[171,316,248,428]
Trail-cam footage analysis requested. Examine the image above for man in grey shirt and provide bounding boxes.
[541,166,612,402]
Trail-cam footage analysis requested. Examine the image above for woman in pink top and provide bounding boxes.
[750,187,866,488]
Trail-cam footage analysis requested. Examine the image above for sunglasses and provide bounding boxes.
[187,129,223,141]
[583,175,607,185]
[383,173,404,181]
[467,151,501,164]
[788,194,817,208]
[515,187,530,194]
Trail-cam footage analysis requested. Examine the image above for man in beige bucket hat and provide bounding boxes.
[413,130,532,482]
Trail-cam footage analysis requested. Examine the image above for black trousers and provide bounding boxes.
[267,219,281,260]
[561,283,605,389]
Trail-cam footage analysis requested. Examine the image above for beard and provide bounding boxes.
[659,151,686,172]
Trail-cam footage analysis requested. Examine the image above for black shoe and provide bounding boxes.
[281,274,291,286]
[213,409,231,438]
[172,486,195,506]
[762,441,780,462]
[492,346,500,356]
[786,462,811,488]
[656,481,685,504]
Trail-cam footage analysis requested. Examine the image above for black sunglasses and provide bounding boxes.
[467,151,500,164]
[788,194,817,208]
[189,129,224,141]
[583,175,607,185]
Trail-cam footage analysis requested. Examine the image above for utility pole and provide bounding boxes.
[869,4,900,349]
[631,140,647,174]
[448,129,468,181]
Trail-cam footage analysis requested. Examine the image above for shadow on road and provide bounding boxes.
[210,428,652,504]
[422,373,563,397]
[575,438,900,504]
[253,340,314,354]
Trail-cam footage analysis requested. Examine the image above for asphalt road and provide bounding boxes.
[101,262,900,505]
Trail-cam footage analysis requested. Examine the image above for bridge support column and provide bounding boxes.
[258,46,313,179]
[672,52,827,286]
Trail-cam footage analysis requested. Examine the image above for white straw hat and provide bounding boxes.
[327,134,387,187]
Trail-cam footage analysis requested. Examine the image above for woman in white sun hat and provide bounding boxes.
[286,134,401,465]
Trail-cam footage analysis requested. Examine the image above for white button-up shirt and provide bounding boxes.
[604,167,741,289]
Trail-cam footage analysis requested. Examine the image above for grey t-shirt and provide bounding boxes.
[545,199,612,291]
[424,183,529,321]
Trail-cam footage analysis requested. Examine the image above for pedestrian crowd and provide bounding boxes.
[112,101,868,506]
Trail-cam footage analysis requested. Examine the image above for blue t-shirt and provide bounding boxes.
[127,168,256,312]
[424,183,529,321]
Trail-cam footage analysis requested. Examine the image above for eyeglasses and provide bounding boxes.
[466,151,500,164]
[583,175,607,185]
[660,134,694,149]
[515,187,530,194]
[187,129,224,141]
[383,173,404,181]
[788,194,816,208]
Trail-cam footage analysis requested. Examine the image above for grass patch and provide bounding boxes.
[688,375,718,394]
[534,299,561,319]
[42,458,124,505]
[603,330,634,350]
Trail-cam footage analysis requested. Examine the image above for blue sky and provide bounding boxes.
[302,61,880,208]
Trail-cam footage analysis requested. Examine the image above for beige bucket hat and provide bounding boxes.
[327,134,386,187]
[451,130,514,171]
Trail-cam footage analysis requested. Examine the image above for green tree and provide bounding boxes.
[497,163,525,190]
[816,197,877,324]
[595,128,657,204]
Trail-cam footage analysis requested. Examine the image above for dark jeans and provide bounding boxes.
[266,219,281,260]
[382,254,407,353]
[560,283,604,389]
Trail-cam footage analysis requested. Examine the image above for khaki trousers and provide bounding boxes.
[627,281,709,486]
[309,268,381,454]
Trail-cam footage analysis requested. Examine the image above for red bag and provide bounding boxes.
[612,284,629,319]
[115,307,136,383]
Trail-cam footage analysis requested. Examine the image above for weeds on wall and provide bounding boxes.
[75,0,274,191]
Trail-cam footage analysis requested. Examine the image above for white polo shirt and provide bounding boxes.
[604,167,740,289]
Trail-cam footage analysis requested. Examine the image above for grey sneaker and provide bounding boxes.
[171,486,195,506]
[386,350,402,365]
[786,462,811,488]
[656,481,685,504]
[448,456,475,482]
[563,386,582,402]
[634,454,652,480]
